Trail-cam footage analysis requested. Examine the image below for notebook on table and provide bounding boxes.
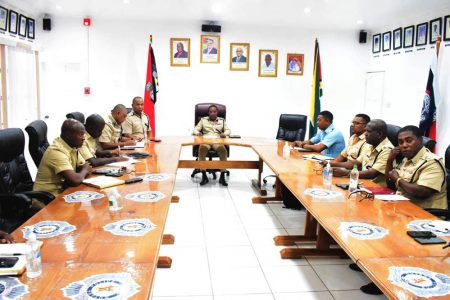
[82,176,125,189]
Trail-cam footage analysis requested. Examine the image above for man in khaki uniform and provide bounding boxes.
[386,125,447,209]
[99,104,135,150]
[122,96,151,141]
[193,104,231,186]
[333,119,393,186]
[34,119,92,198]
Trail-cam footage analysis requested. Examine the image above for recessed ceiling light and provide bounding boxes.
[357,20,363,25]
[304,7,311,14]
[55,5,62,10]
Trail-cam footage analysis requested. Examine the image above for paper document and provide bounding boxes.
[82,176,125,189]
[121,141,145,150]
[107,158,142,167]
[375,195,410,201]
[293,146,313,152]
[0,241,43,255]
[302,154,333,161]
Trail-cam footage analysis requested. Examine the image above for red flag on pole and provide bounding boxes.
[143,35,159,137]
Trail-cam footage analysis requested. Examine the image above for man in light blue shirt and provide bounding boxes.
[293,111,345,158]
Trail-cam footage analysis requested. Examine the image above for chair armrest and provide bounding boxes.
[21,191,55,205]
[425,208,450,221]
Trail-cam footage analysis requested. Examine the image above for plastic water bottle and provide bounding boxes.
[107,188,123,211]
[349,165,359,192]
[282,142,290,159]
[323,161,333,188]
[25,232,42,278]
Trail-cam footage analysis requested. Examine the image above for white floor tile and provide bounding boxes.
[152,267,212,297]
[210,266,271,295]
[274,291,334,300]
[268,203,306,216]
[254,245,308,267]
[305,256,352,266]
[263,265,327,293]
[152,296,213,300]
[276,214,306,229]
[207,245,259,269]
[247,228,288,247]
[204,227,250,246]
[312,264,371,291]
[235,202,275,216]
[202,213,244,230]
[215,294,274,300]
[240,214,283,229]
[330,290,388,300]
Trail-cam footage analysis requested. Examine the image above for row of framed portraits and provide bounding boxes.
[170,35,304,77]
[372,15,450,53]
[0,6,35,39]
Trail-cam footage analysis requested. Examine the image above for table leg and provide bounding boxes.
[274,211,317,245]
[157,256,172,268]
[251,158,267,196]
[252,177,282,203]
[162,234,175,244]
[171,195,180,203]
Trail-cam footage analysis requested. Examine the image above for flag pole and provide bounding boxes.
[436,35,441,57]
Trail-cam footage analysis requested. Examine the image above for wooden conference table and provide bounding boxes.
[11,137,449,299]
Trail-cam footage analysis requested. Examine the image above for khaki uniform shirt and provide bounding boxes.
[122,111,150,139]
[33,137,86,197]
[193,117,230,137]
[341,133,368,160]
[99,114,121,144]
[79,132,96,160]
[394,147,447,209]
[358,137,394,186]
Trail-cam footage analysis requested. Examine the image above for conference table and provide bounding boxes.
[10,137,450,299]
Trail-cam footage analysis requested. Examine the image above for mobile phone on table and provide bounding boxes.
[414,236,446,245]
[407,231,435,238]
[336,183,349,190]
[0,257,19,268]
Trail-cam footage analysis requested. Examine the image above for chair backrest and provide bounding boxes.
[66,112,85,124]
[276,114,307,142]
[25,120,50,167]
[194,103,226,126]
[422,136,436,152]
[0,128,33,194]
[386,124,401,146]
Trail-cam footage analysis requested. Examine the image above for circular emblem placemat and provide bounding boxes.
[103,218,156,236]
[0,277,28,299]
[22,221,76,239]
[139,173,171,182]
[408,220,450,236]
[62,272,140,300]
[388,266,450,297]
[125,191,165,203]
[63,191,105,203]
[304,188,341,199]
[339,222,389,240]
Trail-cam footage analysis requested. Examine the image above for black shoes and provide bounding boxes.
[349,263,362,272]
[219,172,228,186]
[360,282,382,295]
[200,171,209,186]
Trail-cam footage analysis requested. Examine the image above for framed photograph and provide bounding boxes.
[170,38,190,67]
[382,31,391,51]
[416,22,428,46]
[258,49,278,77]
[286,53,304,76]
[27,17,35,39]
[200,35,220,63]
[8,10,17,34]
[18,14,26,37]
[429,17,442,44]
[372,34,381,53]
[403,26,415,48]
[0,6,7,32]
[393,27,402,50]
[229,43,249,71]
[444,15,450,41]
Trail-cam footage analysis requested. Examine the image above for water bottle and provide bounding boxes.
[107,188,123,211]
[349,165,359,192]
[282,142,290,159]
[25,232,42,278]
[323,161,333,188]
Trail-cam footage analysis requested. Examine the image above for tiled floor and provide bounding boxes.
[150,168,388,300]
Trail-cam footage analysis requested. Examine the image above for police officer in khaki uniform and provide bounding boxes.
[34,119,92,198]
[193,104,231,186]
[386,125,447,209]
[99,104,136,150]
[122,96,151,141]
[333,119,393,186]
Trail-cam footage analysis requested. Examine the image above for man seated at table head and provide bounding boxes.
[386,125,447,209]
[99,104,136,150]
[333,119,394,186]
[80,114,128,167]
[193,104,231,187]
[33,119,92,198]
[122,96,151,141]
[293,110,345,158]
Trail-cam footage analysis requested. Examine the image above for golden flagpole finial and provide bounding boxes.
[149,35,153,45]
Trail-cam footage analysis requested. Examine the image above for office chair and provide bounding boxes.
[422,136,436,152]
[190,103,230,180]
[25,120,50,167]
[0,128,55,232]
[263,114,307,185]
[386,124,401,146]
[66,112,85,124]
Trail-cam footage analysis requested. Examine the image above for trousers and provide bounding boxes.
[198,144,227,171]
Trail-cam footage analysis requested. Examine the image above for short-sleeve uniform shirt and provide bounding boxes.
[99,114,121,144]
[341,133,368,161]
[193,117,231,137]
[309,124,345,158]
[79,132,96,160]
[122,111,150,140]
[357,137,394,186]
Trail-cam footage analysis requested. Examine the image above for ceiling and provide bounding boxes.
[5,0,450,31]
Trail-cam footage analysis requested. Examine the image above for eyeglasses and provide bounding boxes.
[348,189,374,201]
[351,121,367,126]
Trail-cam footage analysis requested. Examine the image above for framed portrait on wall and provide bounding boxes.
[444,15,450,41]
[429,17,442,44]
[0,6,7,32]
[18,14,26,37]
[170,38,190,67]
[393,27,402,50]
[258,49,278,77]
[229,43,249,71]
[403,26,415,48]
[286,53,304,76]
[372,34,381,53]
[416,22,428,46]
[382,31,391,51]
[8,10,18,34]
[27,17,35,39]
[200,35,220,63]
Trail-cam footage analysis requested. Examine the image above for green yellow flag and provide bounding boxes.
[309,39,322,138]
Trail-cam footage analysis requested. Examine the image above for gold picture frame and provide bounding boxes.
[170,38,190,67]
[230,43,249,71]
[200,35,220,63]
[258,50,278,77]
[286,53,304,76]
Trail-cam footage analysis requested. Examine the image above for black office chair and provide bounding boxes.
[25,120,50,167]
[386,124,401,146]
[0,128,55,232]
[263,114,307,185]
[66,112,85,124]
[422,136,436,152]
[190,103,230,180]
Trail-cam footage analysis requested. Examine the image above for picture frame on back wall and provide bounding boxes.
[18,14,26,37]
[8,10,17,34]
[170,38,190,67]
[230,43,250,71]
[0,6,7,32]
[403,26,415,48]
[200,35,220,63]
[416,22,428,46]
[286,53,304,76]
[258,49,278,77]
[27,17,34,39]
[372,34,381,53]
[382,31,391,51]
[393,27,402,50]
[445,15,450,41]
[429,17,442,44]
